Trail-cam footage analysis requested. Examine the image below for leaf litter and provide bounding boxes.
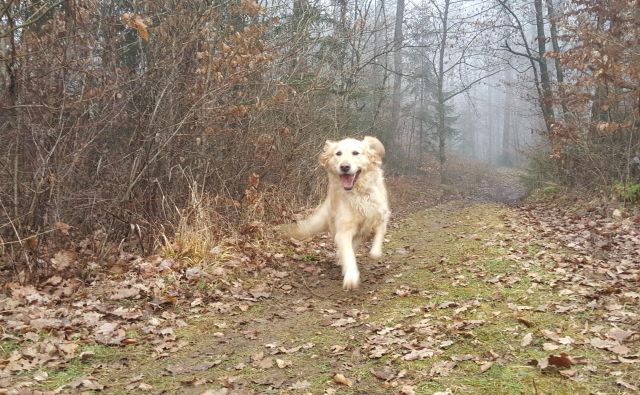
[2,177,639,393]
[0,232,321,392]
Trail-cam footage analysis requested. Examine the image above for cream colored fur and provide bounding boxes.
[281,136,390,289]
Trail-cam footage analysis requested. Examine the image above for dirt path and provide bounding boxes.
[3,169,638,394]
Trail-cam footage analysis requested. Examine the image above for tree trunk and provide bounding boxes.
[545,0,568,118]
[534,0,555,131]
[502,68,515,166]
[390,0,405,149]
[370,0,390,134]
[497,0,549,134]
[436,0,450,183]
[418,54,426,162]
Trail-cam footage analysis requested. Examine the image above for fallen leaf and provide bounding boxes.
[541,329,560,341]
[616,379,638,391]
[558,336,574,345]
[331,317,356,327]
[368,346,387,358]
[330,344,347,355]
[400,385,416,395]
[333,373,353,387]
[516,317,533,327]
[165,362,217,375]
[254,357,273,369]
[110,287,140,300]
[607,328,635,343]
[45,275,63,286]
[439,340,455,349]
[55,221,72,235]
[289,380,310,390]
[33,371,48,381]
[438,301,458,309]
[430,360,456,377]
[536,357,549,370]
[371,366,396,381]
[403,348,434,361]
[275,358,291,369]
[548,353,572,369]
[590,338,616,349]
[521,332,533,347]
[201,389,229,395]
[51,250,75,271]
[480,361,494,372]
[559,369,576,377]
[69,377,105,390]
[451,354,476,362]
[30,318,63,329]
[609,344,630,355]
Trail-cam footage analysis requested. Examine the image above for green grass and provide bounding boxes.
[0,339,21,355]
[365,203,613,395]
[36,344,122,391]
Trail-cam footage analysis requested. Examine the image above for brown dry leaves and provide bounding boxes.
[499,200,640,383]
[122,13,149,41]
[0,235,298,392]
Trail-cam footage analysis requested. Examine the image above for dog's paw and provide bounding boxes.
[342,270,360,290]
[369,248,383,259]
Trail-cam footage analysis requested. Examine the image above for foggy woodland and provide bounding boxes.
[1,1,640,393]
[1,0,639,258]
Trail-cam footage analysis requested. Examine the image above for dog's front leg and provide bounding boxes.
[335,230,359,290]
[369,220,387,259]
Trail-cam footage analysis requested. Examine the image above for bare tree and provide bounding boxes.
[427,0,502,181]
[498,0,554,132]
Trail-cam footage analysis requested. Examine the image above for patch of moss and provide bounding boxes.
[0,339,21,356]
[40,344,124,391]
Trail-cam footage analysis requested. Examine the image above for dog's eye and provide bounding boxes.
[352,151,359,156]
[336,151,342,156]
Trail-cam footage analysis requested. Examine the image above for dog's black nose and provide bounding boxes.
[340,164,350,173]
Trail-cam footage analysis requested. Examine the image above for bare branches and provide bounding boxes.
[444,69,504,102]
[502,41,540,63]
[0,0,66,38]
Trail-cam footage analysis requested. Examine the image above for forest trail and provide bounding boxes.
[3,169,639,394]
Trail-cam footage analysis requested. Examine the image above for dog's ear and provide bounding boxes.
[319,140,336,167]
[363,136,385,162]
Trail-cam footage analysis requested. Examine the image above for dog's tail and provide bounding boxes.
[278,199,329,240]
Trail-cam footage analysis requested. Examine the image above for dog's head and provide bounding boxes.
[320,136,385,191]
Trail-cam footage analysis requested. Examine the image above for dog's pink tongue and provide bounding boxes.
[340,174,356,189]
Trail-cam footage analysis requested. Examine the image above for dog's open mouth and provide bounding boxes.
[339,171,360,191]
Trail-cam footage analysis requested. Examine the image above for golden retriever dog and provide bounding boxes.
[281,136,390,289]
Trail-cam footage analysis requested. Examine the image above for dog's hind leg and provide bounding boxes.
[369,219,387,259]
[352,236,362,254]
[280,199,329,240]
[335,230,359,289]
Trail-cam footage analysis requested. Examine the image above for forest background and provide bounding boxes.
[0,0,638,279]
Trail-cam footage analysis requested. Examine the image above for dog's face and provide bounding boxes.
[320,136,385,191]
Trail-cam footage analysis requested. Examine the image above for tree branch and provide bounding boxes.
[444,69,504,102]
[501,41,540,63]
[0,0,66,38]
